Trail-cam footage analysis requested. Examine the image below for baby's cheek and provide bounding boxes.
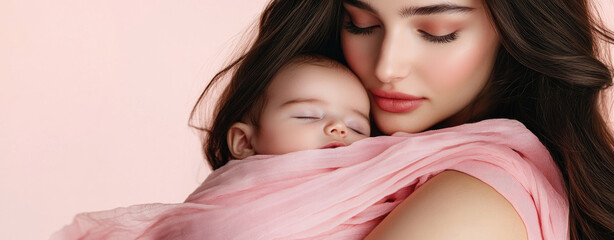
[256,125,315,155]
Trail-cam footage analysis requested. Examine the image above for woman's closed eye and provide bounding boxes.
[343,20,379,35]
[343,20,459,44]
[418,30,458,44]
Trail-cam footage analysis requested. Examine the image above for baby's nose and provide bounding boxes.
[324,121,348,138]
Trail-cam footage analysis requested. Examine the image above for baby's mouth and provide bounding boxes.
[321,142,347,149]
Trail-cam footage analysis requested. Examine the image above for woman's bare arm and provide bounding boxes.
[365,170,527,240]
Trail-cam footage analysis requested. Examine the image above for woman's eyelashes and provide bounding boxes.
[343,20,458,44]
[418,30,458,43]
[343,20,378,35]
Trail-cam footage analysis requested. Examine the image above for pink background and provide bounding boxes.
[1,1,612,239]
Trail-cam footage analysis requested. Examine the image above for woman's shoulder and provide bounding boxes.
[365,170,528,240]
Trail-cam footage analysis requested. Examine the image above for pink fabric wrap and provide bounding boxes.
[51,119,569,240]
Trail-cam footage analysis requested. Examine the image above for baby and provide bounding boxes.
[225,55,371,159]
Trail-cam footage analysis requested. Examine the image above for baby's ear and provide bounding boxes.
[227,122,256,159]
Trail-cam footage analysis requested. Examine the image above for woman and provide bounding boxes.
[192,0,614,239]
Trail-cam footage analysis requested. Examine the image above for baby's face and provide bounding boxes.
[251,62,371,155]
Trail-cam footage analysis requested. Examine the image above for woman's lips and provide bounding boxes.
[370,89,425,113]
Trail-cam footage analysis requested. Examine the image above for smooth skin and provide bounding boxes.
[340,0,528,238]
[364,171,527,239]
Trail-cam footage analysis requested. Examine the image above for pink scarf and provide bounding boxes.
[52,119,568,239]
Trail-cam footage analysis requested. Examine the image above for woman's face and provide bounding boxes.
[341,0,500,134]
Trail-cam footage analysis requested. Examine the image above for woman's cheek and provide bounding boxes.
[421,40,490,98]
[341,33,377,85]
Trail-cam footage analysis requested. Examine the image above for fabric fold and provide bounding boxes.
[51,119,568,240]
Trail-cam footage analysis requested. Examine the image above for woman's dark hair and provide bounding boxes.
[483,1,614,238]
[190,0,614,238]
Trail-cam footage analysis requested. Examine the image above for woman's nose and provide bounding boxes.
[324,121,348,138]
[375,30,410,83]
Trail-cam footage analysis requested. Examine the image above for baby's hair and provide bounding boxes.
[288,54,351,70]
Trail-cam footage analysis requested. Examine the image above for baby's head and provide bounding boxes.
[227,55,371,159]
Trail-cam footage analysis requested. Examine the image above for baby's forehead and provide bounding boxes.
[264,57,370,113]
[268,61,360,95]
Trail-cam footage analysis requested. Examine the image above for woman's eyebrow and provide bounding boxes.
[343,0,474,17]
[400,4,475,17]
[343,0,377,14]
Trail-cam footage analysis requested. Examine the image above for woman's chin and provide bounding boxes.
[374,115,434,135]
